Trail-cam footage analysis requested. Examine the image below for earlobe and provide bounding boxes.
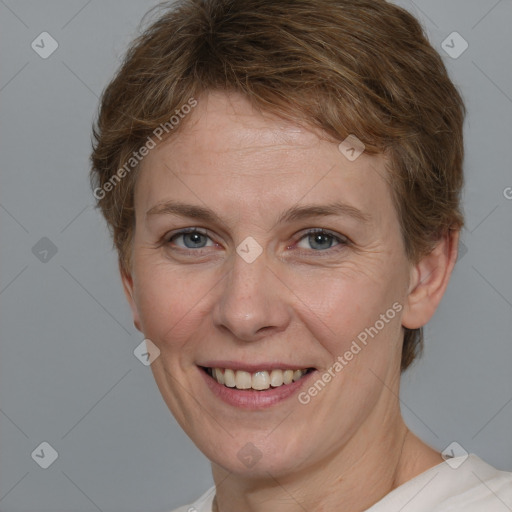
[120,261,143,333]
[402,229,460,330]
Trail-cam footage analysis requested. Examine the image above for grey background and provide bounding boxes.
[0,0,511,511]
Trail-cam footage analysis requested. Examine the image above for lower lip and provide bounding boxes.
[199,367,317,409]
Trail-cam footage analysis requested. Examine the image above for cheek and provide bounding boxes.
[294,268,404,357]
[132,261,215,350]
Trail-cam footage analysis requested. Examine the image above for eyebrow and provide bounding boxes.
[146,200,371,226]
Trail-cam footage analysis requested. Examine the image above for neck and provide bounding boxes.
[211,404,442,512]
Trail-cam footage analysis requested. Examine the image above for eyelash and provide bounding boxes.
[165,227,349,255]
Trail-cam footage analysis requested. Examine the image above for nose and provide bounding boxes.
[213,250,291,342]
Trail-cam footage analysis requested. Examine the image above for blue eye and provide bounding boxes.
[296,229,346,251]
[166,228,347,254]
[168,229,214,249]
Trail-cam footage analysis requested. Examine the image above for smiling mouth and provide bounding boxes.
[201,366,315,391]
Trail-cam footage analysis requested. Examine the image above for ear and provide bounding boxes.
[120,260,143,333]
[402,229,460,330]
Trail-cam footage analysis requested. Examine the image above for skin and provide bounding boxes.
[122,91,459,511]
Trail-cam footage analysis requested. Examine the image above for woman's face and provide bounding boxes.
[124,91,414,477]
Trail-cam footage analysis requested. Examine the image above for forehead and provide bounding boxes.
[180,91,323,153]
[135,91,393,227]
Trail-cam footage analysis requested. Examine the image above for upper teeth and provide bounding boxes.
[208,368,309,390]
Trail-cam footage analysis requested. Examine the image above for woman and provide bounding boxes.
[90,0,512,510]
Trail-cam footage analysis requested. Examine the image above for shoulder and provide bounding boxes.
[166,486,216,512]
[431,454,512,511]
[367,454,512,512]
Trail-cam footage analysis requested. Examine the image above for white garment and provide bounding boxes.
[169,454,512,511]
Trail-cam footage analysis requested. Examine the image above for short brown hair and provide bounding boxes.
[90,0,466,371]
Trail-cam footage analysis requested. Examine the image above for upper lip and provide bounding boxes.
[198,361,316,372]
